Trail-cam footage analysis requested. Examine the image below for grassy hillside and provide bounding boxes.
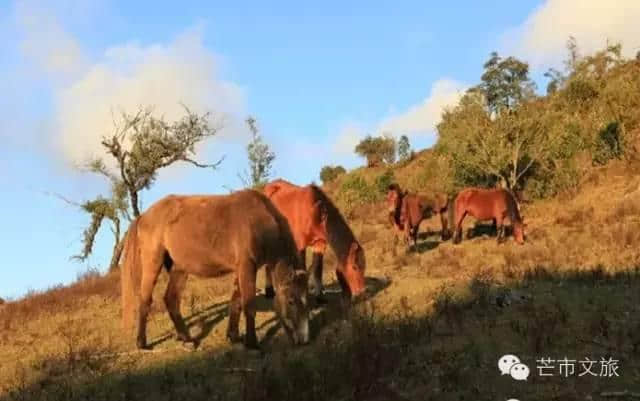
[2,156,640,401]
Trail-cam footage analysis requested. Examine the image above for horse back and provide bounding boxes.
[264,183,325,250]
[139,191,298,274]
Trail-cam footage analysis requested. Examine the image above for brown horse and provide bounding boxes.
[262,179,366,303]
[120,189,310,350]
[452,187,525,244]
[386,183,452,248]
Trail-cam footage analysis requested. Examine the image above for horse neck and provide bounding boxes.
[325,211,357,266]
[505,192,523,224]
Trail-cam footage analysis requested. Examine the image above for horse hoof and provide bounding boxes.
[244,339,260,350]
[226,332,241,344]
[136,339,150,350]
[264,286,275,299]
[181,341,198,351]
[315,293,329,305]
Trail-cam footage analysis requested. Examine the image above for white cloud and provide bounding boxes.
[505,0,640,68]
[13,2,247,166]
[376,78,468,137]
[55,28,246,165]
[332,122,366,155]
[14,1,89,82]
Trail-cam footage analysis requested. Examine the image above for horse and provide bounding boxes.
[120,189,310,350]
[262,179,366,303]
[386,183,453,249]
[451,187,526,245]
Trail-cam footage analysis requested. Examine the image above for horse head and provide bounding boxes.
[338,242,367,299]
[273,262,310,345]
[386,183,403,214]
[513,220,526,245]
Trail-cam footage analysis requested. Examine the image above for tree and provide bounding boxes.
[437,90,561,190]
[397,135,411,161]
[354,134,396,167]
[319,165,346,184]
[544,68,566,95]
[474,51,536,116]
[73,105,223,271]
[244,116,275,188]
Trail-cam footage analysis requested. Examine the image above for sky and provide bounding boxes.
[2,0,640,299]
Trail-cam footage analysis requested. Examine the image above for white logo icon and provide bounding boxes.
[499,354,521,375]
[510,363,530,381]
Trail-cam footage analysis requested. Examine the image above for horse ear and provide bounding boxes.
[293,269,308,288]
[274,262,293,287]
[348,242,360,260]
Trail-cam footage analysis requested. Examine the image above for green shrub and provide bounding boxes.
[319,165,346,184]
[337,175,376,213]
[593,122,623,165]
[374,170,395,195]
[563,78,598,105]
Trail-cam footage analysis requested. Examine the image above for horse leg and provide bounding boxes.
[238,262,259,349]
[453,211,467,244]
[310,242,327,304]
[412,219,421,248]
[440,211,450,241]
[496,215,505,244]
[226,278,242,343]
[163,270,195,347]
[136,247,164,350]
[264,265,275,299]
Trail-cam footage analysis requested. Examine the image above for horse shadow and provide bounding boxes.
[148,277,390,349]
[467,222,513,239]
[413,240,440,253]
[258,276,391,348]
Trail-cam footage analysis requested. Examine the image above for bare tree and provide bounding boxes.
[71,104,224,271]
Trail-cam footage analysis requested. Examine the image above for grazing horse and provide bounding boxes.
[452,187,525,245]
[386,183,453,248]
[120,189,310,350]
[262,179,366,303]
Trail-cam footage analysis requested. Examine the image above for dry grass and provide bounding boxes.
[2,163,640,400]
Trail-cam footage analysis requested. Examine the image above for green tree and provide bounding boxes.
[437,90,560,190]
[474,51,536,116]
[319,165,346,184]
[397,135,411,161]
[68,105,223,271]
[354,134,396,167]
[244,116,275,188]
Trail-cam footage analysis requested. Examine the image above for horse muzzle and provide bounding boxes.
[293,317,310,345]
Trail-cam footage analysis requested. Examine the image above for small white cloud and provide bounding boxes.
[504,0,640,68]
[52,28,246,165]
[332,122,366,155]
[15,1,88,82]
[376,78,468,137]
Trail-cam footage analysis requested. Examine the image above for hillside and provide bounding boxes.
[2,155,640,400]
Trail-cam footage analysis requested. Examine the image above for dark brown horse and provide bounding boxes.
[452,187,525,244]
[120,189,310,350]
[386,183,452,248]
[263,179,366,303]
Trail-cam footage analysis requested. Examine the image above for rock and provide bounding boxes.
[0,297,5,305]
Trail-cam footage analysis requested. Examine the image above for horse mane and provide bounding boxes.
[254,190,304,269]
[308,184,358,263]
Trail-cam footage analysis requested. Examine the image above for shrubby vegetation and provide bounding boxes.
[354,134,396,167]
[336,39,640,201]
[436,40,640,198]
[319,165,346,183]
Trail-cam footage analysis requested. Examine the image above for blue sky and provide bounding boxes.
[2,0,637,298]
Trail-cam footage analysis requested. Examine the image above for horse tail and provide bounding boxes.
[121,218,141,332]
